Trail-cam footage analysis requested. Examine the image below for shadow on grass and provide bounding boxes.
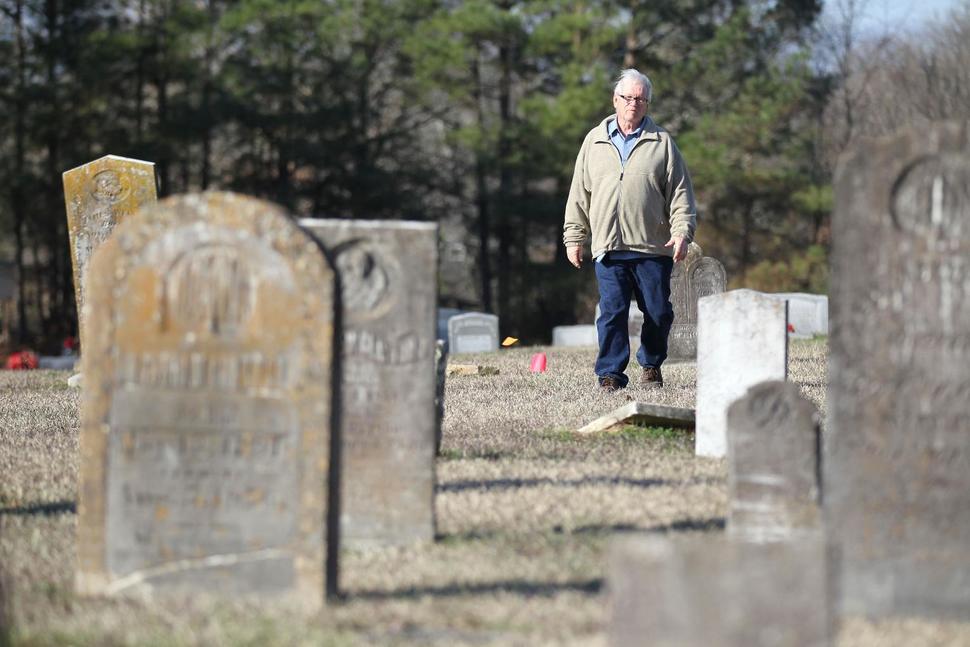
[0,500,76,516]
[347,578,602,601]
[437,516,726,542]
[437,475,670,493]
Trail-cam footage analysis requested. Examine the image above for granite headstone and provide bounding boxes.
[300,219,438,548]
[448,313,499,354]
[668,243,727,359]
[552,324,598,347]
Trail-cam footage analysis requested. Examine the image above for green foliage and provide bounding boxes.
[0,0,832,344]
[743,244,828,293]
[617,424,692,452]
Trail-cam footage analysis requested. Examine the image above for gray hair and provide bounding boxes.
[613,69,652,103]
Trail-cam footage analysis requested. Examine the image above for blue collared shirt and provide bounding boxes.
[607,116,645,167]
[596,117,653,263]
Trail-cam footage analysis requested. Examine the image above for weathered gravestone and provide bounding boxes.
[668,243,727,359]
[552,324,598,347]
[300,219,437,548]
[448,312,499,354]
[826,123,970,619]
[727,380,821,542]
[593,244,726,360]
[610,534,831,647]
[78,192,336,606]
[696,290,788,457]
[63,155,157,346]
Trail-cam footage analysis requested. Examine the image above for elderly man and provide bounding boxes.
[563,69,697,392]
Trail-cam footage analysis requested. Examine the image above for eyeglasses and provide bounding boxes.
[616,94,648,105]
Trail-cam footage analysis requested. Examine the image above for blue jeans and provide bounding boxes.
[594,255,674,387]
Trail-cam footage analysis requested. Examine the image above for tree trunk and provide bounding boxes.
[471,54,493,313]
[496,37,513,326]
[12,0,29,343]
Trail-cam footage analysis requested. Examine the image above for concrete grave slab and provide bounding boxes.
[578,402,695,434]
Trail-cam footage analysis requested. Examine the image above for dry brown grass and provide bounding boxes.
[1,340,968,646]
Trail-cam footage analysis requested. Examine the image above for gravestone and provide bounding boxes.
[77,192,336,607]
[610,534,831,647]
[63,155,157,346]
[448,312,499,354]
[770,293,828,338]
[668,243,727,359]
[826,123,970,619]
[727,380,820,542]
[552,324,598,347]
[695,290,788,457]
[300,219,437,548]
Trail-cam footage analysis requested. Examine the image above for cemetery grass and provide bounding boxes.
[1,340,968,646]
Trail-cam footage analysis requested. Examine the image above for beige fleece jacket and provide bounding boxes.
[563,116,697,258]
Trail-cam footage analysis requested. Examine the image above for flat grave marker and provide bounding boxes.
[578,402,694,434]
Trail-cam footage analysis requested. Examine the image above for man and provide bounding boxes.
[563,69,697,392]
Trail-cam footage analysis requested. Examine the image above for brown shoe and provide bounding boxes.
[599,376,622,392]
[640,366,664,388]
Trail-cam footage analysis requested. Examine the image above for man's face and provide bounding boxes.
[612,82,649,124]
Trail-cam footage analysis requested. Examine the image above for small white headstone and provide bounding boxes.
[448,313,499,354]
[552,325,598,347]
[695,290,788,457]
[770,293,828,338]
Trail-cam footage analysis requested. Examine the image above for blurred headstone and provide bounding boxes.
[77,192,336,607]
[609,534,831,647]
[552,324,598,347]
[668,243,727,359]
[696,290,788,457]
[769,293,828,338]
[826,123,970,619]
[727,380,820,541]
[448,313,499,354]
[301,219,437,548]
[63,155,157,347]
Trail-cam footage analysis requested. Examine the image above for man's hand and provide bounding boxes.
[664,236,688,262]
[566,245,583,269]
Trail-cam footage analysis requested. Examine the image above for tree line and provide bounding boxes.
[1,0,963,350]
